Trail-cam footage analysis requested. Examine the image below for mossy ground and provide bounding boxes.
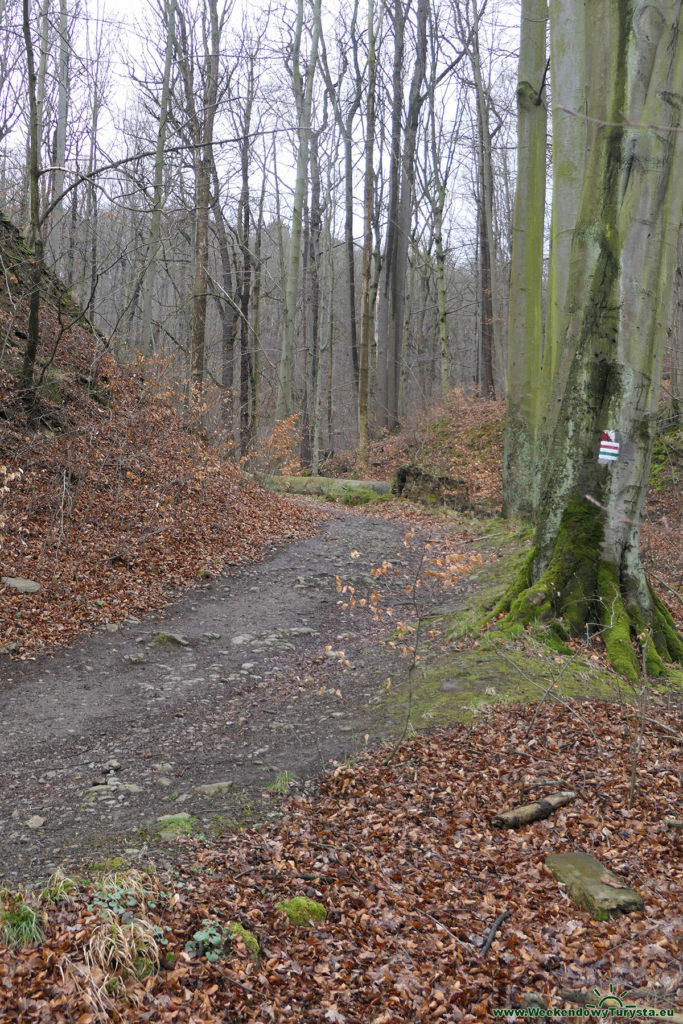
[373,515,681,734]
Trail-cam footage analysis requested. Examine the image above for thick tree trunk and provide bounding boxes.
[542,0,588,415]
[502,0,548,518]
[665,221,683,425]
[498,0,683,682]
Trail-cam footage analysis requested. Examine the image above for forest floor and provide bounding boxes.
[0,499,488,888]
[0,496,681,1023]
[0,213,681,1020]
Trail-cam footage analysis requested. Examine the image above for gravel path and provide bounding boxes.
[0,504,471,887]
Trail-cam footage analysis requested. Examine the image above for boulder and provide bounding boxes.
[1,576,41,594]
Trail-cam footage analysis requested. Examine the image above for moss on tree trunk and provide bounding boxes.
[496,0,683,685]
[496,506,682,684]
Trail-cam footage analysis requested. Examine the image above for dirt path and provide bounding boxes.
[0,503,476,887]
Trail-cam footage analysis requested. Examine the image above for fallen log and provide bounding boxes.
[258,475,391,501]
[665,817,682,829]
[490,791,576,829]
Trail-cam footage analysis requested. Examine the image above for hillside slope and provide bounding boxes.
[0,215,319,657]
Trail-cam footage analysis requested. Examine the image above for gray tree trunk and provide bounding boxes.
[500,0,683,682]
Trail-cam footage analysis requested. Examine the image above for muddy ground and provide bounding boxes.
[0,502,484,888]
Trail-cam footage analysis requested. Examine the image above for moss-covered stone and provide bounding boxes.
[276,896,326,926]
[227,921,259,957]
[545,852,643,921]
[156,813,198,839]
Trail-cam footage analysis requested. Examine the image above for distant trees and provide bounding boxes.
[5,0,516,442]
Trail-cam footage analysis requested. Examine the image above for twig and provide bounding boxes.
[212,963,256,996]
[414,908,471,950]
[480,909,511,957]
[647,569,682,603]
[383,539,429,766]
[625,714,683,745]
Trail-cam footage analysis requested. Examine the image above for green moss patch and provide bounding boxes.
[156,814,198,839]
[276,897,326,926]
[377,642,627,733]
[227,921,259,957]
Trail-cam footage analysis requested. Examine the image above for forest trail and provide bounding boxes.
[0,503,477,886]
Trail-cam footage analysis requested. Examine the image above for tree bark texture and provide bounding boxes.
[502,0,548,519]
[498,0,683,682]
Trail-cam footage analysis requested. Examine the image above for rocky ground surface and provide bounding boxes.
[0,503,480,887]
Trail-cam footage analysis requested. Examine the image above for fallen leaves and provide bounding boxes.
[0,349,323,658]
[0,697,681,1022]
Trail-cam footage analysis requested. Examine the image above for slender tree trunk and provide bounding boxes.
[276,0,322,419]
[181,0,222,397]
[49,0,69,265]
[377,0,429,430]
[250,163,267,438]
[358,0,377,463]
[301,127,322,468]
[502,0,548,518]
[140,0,176,356]
[238,66,254,453]
[472,2,498,398]
[20,0,44,397]
[211,159,238,425]
[376,0,405,429]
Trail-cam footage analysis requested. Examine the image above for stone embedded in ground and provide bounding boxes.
[152,631,190,646]
[124,653,147,664]
[26,815,46,829]
[1,576,41,594]
[193,781,234,796]
[545,852,644,921]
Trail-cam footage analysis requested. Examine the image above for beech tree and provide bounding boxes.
[499,0,683,681]
[502,0,547,517]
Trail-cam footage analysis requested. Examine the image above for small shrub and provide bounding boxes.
[185,919,231,963]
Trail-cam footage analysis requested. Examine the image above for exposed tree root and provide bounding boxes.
[487,501,682,685]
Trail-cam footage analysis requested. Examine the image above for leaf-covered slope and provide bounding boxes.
[0,218,320,657]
